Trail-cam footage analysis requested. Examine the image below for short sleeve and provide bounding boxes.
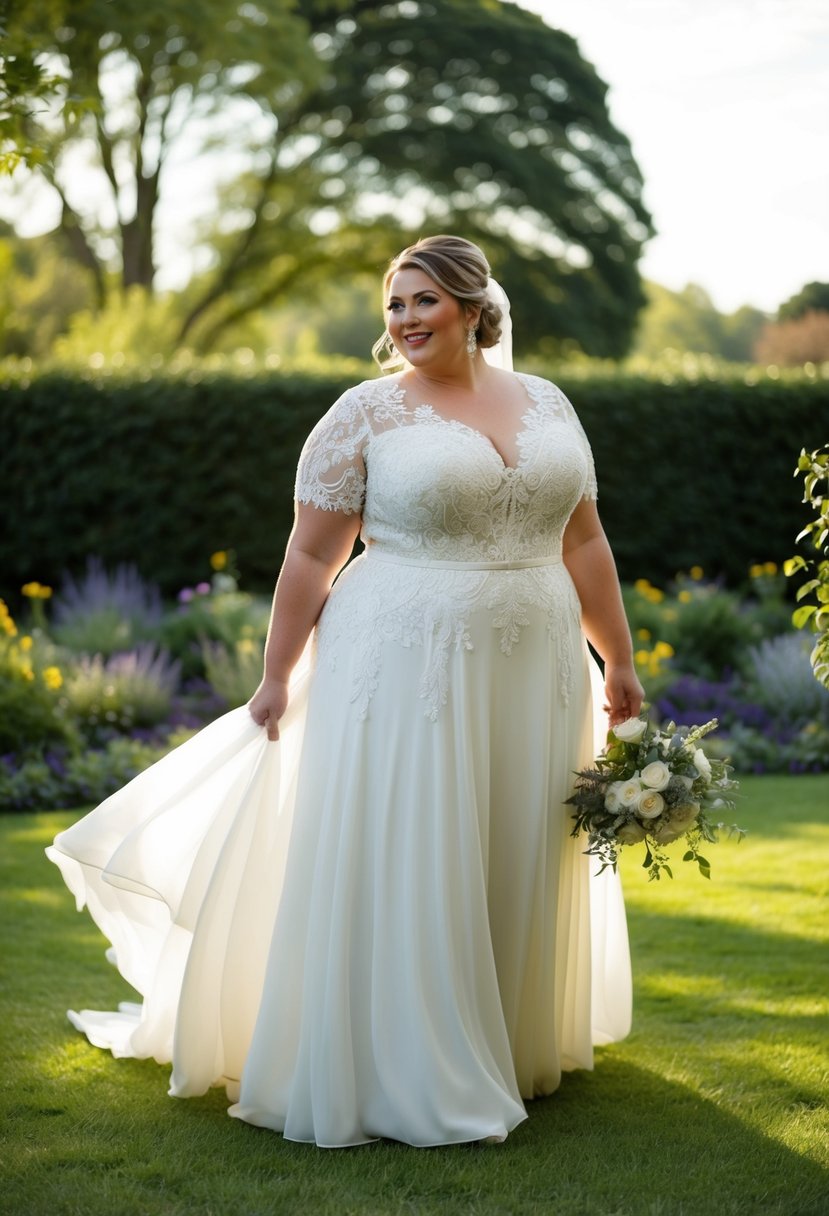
[559,389,598,501]
[294,388,369,515]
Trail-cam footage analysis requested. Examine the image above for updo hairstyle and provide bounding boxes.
[372,234,503,370]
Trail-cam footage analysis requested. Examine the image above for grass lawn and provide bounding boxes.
[1,775,827,1216]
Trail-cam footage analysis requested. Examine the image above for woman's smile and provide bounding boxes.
[404,331,432,347]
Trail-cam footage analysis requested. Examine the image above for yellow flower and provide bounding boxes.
[21,582,53,599]
[237,638,256,656]
[634,578,652,596]
[210,551,228,571]
[20,635,33,652]
[663,608,678,622]
[634,649,651,667]
[690,565,704,581]
[749,563,765,579]
[20,662,34,681]
[636,628,652,641]
[678,589,692,603]
[646,586,664,604]
[653,641,675,659]
[43,666,63,691]
[764,561,778,575]
[2,616,16,637]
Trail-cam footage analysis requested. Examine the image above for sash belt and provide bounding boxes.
[364,548,563,572]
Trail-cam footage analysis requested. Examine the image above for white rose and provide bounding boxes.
[605,783,623,813]
[613,718,647,743]
[640,760,671,791]
[616,820,648,844]
[693,748,712,781]
[619,779,643,807]
[635,789,665,819]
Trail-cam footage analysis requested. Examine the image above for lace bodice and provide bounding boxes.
[295,373,596,562]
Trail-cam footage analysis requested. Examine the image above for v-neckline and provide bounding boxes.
[399,372,536,473]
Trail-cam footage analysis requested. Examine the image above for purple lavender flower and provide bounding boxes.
[54,557,162,627]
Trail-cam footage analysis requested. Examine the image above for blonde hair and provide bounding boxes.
[372,234,502,370]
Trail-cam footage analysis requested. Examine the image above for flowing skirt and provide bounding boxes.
[48,576,632,1147]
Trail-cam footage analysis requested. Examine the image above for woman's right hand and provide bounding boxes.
[248,678,290,742]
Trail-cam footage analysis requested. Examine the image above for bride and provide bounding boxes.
[48,234,643,1147]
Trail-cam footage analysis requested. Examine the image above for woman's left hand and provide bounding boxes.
[603,662,645,726]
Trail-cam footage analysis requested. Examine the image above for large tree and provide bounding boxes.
[2,0,653,357]
[1,0,318,306]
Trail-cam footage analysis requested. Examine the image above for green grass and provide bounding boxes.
[1,775,827,1216]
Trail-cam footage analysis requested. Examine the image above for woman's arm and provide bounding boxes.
[248,502,362,739]
[562,498,644,726]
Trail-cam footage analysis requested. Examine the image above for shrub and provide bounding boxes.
[661,586,748,680]
[744,633,829,724]
[62,733,189,806]
[62,644,181,739]
[0,599,74,753]
[786,445,829,689]
[656,673,771,734]
[51,557,162,656]
[160,588,269,679]
[719,720,829,775]
[200,639,262,708]
[0,731,194,811]
[2,366,827,594]
[0,752,67,811]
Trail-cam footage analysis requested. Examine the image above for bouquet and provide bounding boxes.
[567,714,743,881]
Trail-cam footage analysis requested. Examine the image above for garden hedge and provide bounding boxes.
[3,366,828,599]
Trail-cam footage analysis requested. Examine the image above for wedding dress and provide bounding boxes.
[47,370,632,1147]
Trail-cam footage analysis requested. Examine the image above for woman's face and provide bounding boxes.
[385,268,470,369]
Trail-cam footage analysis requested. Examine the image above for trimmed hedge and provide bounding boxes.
[3,366,827,597]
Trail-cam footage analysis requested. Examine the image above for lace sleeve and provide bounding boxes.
[558,389,598,501]
[294,388,369,515]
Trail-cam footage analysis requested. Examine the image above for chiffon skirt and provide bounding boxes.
[47,597,632,1147]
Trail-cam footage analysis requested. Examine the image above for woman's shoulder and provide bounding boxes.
[332,375,405,409]
[514,370,564,392]
[513,371,575,407]
[309,376,405,438]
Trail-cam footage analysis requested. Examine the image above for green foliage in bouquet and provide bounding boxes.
[567,714,744,881]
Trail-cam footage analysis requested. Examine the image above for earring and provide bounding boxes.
[466,326,477,356]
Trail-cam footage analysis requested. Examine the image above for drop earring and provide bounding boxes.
[466,326,477,356]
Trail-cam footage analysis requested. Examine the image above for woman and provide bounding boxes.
[48,235,643,1147]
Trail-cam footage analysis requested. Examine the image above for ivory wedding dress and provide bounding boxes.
[47,371,632,1147]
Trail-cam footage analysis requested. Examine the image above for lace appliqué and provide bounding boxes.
[294,388,370,515]
[317,563,582,721]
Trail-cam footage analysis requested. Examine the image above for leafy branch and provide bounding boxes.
[785,446,829,689]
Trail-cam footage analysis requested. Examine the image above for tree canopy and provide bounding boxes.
[2,0,654,358]
[778,282,829,322]
[632,281,767,363]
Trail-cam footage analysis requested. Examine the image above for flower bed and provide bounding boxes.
[625,565,829,774]
[0,552,268,810]
[2,556,828,811]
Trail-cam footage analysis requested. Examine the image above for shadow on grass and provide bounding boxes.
[2,809,828,1214]
[3,1049,828,1216]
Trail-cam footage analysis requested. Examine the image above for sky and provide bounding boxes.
[520,0,829,312]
